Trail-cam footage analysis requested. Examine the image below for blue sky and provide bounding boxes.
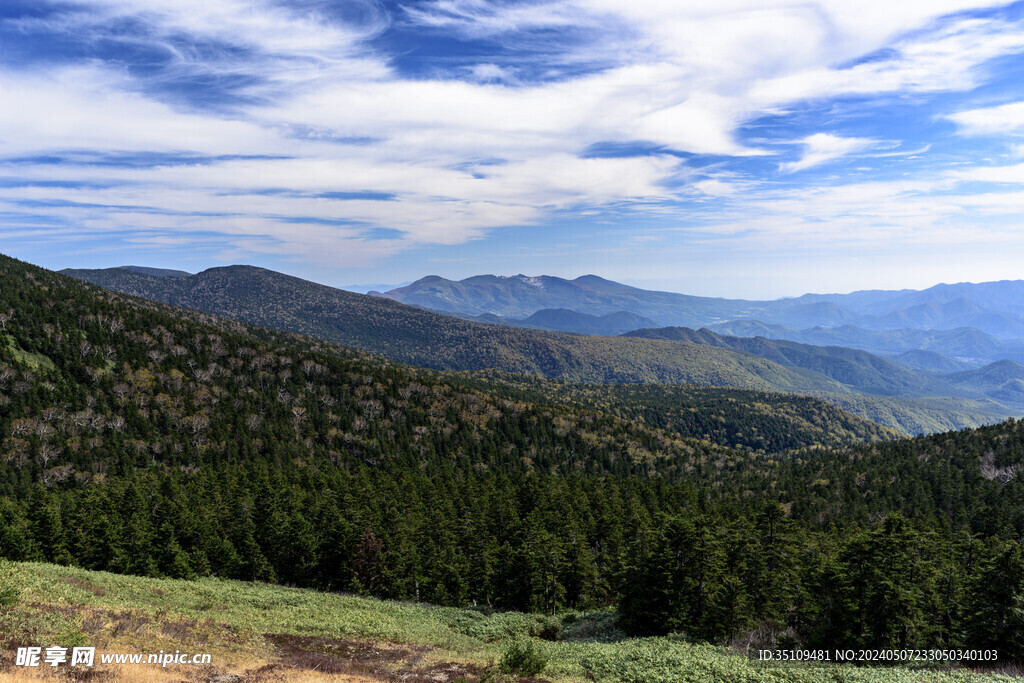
[2,0,1024,297]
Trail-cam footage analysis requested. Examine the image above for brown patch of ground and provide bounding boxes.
[0,603,533,682]
[265,634,421,679]
[394,660,488,682]
[263,634,495,682]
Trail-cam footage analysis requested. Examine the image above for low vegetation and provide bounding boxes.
[0,561,1017,682]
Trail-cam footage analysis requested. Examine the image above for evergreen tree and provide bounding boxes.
[964,539,1024,660]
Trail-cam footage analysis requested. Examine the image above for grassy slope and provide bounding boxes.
[0,561,1015,683]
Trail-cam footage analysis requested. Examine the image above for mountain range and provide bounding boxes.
[62,264,1019,435]
[377,274,1024,365]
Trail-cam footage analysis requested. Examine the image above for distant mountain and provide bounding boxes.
[623,324,1024,412]
[706,319,796,339]
[892,349,977,374]
[377,273,765,325]
[382,274,1024,351]
[867,280,1024,316]
[516,308,658,335]
[707,320,1024,365]
[861,298,1024,337]
[443,307,661,336]
[770,301,859,328]
[60,266,844,392]
[779,280,1024,315]
[120,265,192,277]
[946,360,1024,405]
[623,327,959,398]
[779,280,1024,336]
[340,281,411,294]
[61,265,1018,435]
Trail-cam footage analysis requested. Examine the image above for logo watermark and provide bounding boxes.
[16,646,211,668]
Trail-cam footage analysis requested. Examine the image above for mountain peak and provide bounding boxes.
[119,265,193,278]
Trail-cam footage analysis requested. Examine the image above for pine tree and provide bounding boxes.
[964,539,1024,659]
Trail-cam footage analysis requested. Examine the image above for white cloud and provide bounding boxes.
[674,166,1024,258]
[948,162,1024,183]
[0,147,677,263]
[748,17,1024,104]
[403,0,583,37]
[3,0,1024,271]
[467,64,514,83]
[692,179,737,197]
[0,67,274,156]
[34,0,390,61]
[779,133,877,173]
[947,100,1024,135]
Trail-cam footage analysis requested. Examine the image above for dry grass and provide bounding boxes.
[0,599,497,682]
[0,661,381,682]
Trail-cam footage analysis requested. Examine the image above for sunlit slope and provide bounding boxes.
[0,561,1013,683]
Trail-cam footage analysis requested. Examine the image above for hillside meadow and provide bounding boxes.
[0,560,1018,683]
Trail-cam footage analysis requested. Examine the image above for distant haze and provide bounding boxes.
[339,282,411,295]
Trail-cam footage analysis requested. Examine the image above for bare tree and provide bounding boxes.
[42,464,73,487]
[36,443,60,467]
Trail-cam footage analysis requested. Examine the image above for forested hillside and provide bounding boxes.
[624,326,959,396]
[625,326,1024,408]
[3,254,1024,661]
[454,371,898,453]
[59,265,843,392]
[62,265,1014,434]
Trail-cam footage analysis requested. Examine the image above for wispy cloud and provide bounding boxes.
[948,161,1024,183]
[947,100,1024,135]
[1,0,1024,293]
[779,134,878,173]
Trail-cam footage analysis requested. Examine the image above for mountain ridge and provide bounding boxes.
[62,264,1019,434]
[379,273,1024,349]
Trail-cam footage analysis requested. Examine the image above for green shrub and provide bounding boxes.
[558,610,625,642]
[534,615,561,641]
[434,607,557,643]
[499,640,548,677]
